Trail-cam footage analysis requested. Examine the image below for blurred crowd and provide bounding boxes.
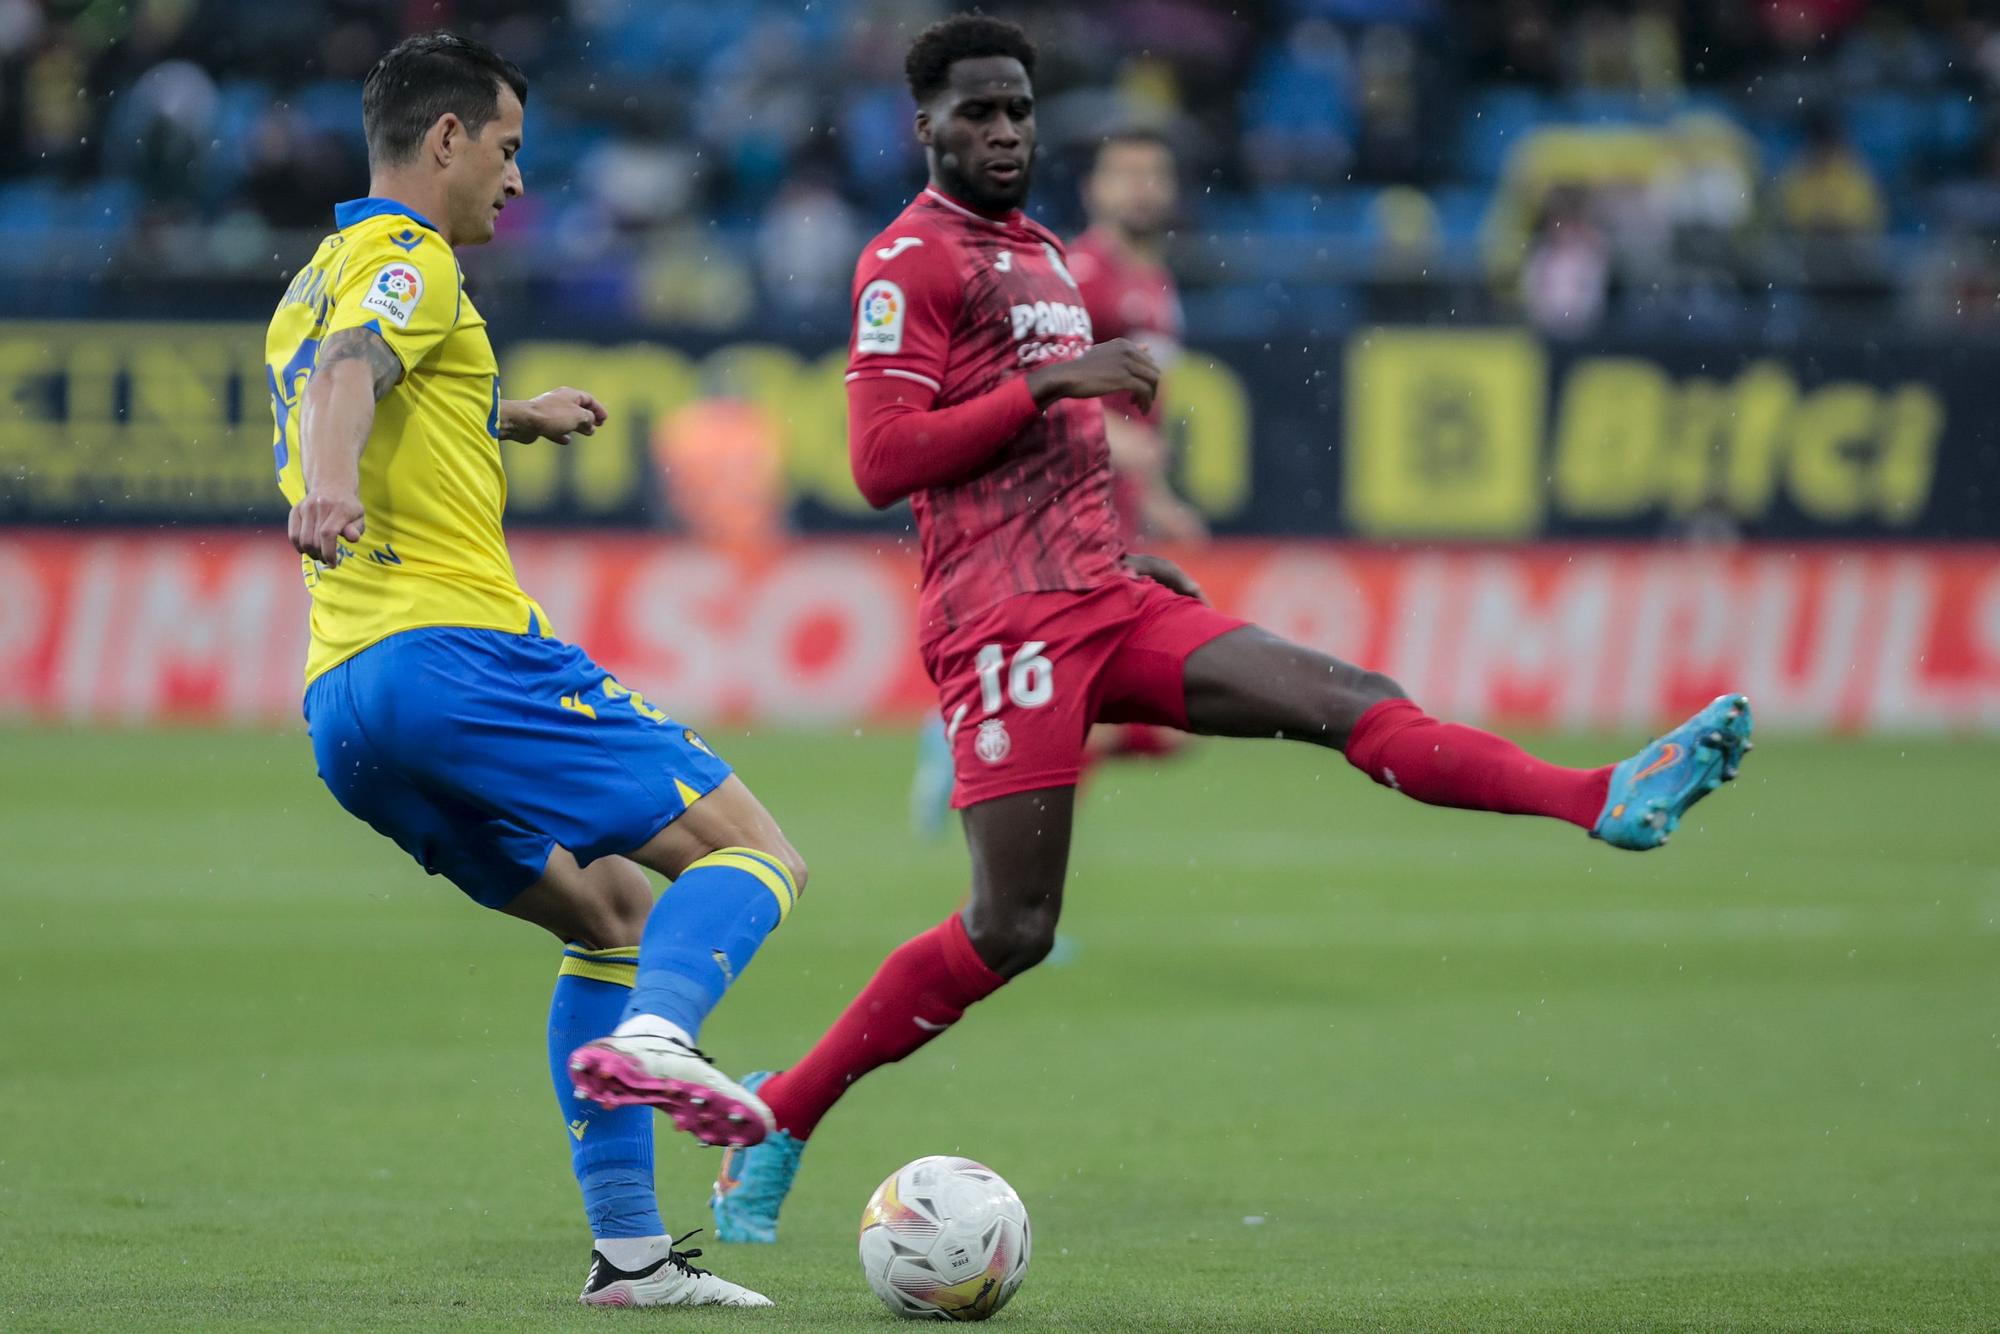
[4,0,2000,334]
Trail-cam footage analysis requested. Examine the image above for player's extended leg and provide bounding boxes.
[568,776,808,1146]
[497,849,755,1306]
[304,628,782,1305]
[713,787,1073,1243]
[1180,625,1749,847]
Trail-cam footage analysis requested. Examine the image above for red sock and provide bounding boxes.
[1344,698,1611,829]
[761,912,1005,1140]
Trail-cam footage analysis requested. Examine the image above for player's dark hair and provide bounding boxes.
[904,12,1037,104]
[1089,126,1174,170]
[362,32,528,167]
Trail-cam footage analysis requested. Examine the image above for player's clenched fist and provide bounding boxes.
[503,386,609,445]
[1026,338,1160,414]
[289,490,366,566]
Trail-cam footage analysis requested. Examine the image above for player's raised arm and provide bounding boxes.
[844,227,1160,508]
[846,374,1035,508]
[290,327,400,564]
[846,337,1159,509]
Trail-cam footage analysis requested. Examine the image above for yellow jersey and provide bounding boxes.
[265,196,546,683]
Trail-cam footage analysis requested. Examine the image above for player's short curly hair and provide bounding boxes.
[904,12,1038,104]
[363,31,528,167]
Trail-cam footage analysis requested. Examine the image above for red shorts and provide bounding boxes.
[922,577,1247,808]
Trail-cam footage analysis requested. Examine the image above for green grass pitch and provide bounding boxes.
[2,724,1996,1331]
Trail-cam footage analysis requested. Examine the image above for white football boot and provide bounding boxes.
[579,1232,772,1308]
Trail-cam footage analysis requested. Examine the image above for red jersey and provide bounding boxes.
[847,189,1125,639]
[1066,225,1183,432]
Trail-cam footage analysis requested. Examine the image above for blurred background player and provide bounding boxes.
[268,32,799,1309]
[1069,126,1205,549]
[908,124,1203,832]
[711,12,1755,1247]
[1069,126,1206,774]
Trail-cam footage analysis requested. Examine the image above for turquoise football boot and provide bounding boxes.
[1592,694,1754,851]
[710,1072,806,1244]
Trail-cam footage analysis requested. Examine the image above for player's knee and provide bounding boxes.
[774,844,809,898]
[1310,665,1405,744]
[730,838,808,901]
[1355,669,1406,706]
[567,871,652,949]
[601,870,655,945]
[966,904,1058,977]
[1005,910,1060,973]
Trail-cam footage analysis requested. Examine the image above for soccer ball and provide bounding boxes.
[858,1155,1032,1321]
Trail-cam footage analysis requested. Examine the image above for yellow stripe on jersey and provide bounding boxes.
[265,197,548,684]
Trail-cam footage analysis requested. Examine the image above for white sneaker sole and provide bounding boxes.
[581,1275,773,1308]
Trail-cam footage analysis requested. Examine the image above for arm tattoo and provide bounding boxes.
[318,327,403,401]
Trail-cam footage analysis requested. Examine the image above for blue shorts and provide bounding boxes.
[304,626,733,908]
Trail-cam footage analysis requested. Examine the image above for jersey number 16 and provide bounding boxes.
[975,642,1053,714]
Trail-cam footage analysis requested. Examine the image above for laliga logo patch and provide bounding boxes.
[974,718,1011,765]
[360,262,424,329]
[856,279,904,354]
[862,286,898,327]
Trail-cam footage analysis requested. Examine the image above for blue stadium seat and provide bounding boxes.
[521,117,607,193]
[1564,89,1655,125]
[74,180,139,236]
[1747,115,1803,180]
[840,87,910,195]
[1182,282,1357,338]
[595,1,759,76]
[1241,45,1356,139]
[1193,194,1264,244]
[208,81,274,181]
[1316,188,1376,241]
[1427,185,1489,245]
[1458,87,1546,182]
[1843,92,1922,184]
[1931,92,1982,166]
[1257,186,1339,236]
[293,80,367,149]
[0,181,60,268]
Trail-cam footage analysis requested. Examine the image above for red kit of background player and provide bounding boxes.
[1068,218,1182,544]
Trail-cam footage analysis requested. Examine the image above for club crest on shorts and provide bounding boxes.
[974,718,1011,765]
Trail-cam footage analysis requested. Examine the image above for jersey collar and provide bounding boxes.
[334,196,440,233]
[921,186,1024,232]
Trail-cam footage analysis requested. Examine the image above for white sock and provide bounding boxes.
[595,1234,672,1270]
[611,1013,695,1047]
